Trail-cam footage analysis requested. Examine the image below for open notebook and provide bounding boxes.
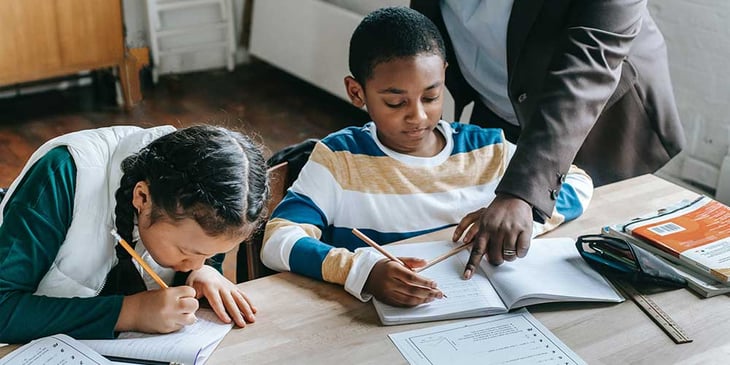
[80,309,232,364]
[371,238,624,325]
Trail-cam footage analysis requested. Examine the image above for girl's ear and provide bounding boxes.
[132,181,151,214]
[344,76,366,108]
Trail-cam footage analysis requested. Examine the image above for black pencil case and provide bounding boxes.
[576,234,687,288]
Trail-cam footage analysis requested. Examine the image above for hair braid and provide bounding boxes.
[240,136,269,223]
[114,155,146,244]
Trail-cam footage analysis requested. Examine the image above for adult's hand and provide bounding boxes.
[453,194,533,279]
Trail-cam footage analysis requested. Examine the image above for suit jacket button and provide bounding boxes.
[550,189,559,200]
[517,93,528,103]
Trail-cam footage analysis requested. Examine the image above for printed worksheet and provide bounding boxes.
[389,309,586,365]
[0,334,111,365]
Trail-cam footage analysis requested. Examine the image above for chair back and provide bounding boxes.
[266,162,289,216]
[236,161,289,282]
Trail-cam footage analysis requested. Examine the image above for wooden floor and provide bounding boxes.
[0,60,369,187]
[0,60,369,282]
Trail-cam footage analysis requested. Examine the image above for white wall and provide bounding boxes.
[122,0,149,48]
[121,0,248,72]
[649,0,730,204]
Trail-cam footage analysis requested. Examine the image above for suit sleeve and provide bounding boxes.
[531,165,594,237]
[496,0,646,218]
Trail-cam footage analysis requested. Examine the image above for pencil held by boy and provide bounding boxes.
[261,7,593,308]
[0,125,268,343]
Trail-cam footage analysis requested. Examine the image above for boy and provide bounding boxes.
[261,7,592,307]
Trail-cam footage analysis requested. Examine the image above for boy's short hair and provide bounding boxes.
[348,7,446,85]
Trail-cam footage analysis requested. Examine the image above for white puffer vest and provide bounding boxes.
[0,125,175,297]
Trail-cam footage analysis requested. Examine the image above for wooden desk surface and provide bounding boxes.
[210,174,730,364]
[4,175,728,363]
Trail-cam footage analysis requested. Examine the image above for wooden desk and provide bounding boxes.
[3,175,727,363]
[209,174,730,364]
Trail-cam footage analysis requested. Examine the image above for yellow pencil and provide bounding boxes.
[352,229,451,298]
[352,228,412,270]
[414,241,471,273]
[110,229,169,289]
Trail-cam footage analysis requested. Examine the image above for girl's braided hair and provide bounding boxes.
[113,125,269,245]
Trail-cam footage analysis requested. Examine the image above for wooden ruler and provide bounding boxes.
[613,279,692,344]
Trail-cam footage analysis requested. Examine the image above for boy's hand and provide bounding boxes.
[364,258,444,307]
[187,265,256,328]
[454,194,533,279]
[117,286,198,333]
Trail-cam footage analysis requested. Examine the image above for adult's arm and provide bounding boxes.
[498,0,646,217]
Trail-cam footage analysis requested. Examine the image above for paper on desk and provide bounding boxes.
[81,309,232,365]
[389,308,586,365]
[0,334,112,365]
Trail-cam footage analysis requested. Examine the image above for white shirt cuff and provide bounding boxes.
[344,250,382,302]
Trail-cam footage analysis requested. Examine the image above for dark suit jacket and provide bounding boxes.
[412,0,685,218]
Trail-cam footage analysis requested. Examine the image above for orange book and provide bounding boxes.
[623,196,730,282]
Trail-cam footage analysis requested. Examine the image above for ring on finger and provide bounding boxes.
[502,249,517,256]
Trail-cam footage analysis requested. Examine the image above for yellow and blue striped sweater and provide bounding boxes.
[262,121,592,301]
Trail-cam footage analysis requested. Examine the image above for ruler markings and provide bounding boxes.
[613,279,692,344]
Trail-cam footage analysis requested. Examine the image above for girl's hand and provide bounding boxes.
[187,265,256,327]
[364,257,444,307]
[117,286,198,333]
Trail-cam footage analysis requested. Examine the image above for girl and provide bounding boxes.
[0,124,268,343]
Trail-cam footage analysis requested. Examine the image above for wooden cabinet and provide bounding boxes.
[0,0,139,108]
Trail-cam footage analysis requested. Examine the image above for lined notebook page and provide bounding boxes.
[478,238,623,308]
[81,309,232,364]
[371,241,506,325]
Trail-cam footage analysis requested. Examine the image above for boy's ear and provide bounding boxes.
[344,76,366,108]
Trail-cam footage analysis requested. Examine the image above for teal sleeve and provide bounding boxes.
[0,147,124,343]
[208,253,225,273]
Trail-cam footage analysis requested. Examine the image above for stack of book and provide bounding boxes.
[603,195,730,297]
